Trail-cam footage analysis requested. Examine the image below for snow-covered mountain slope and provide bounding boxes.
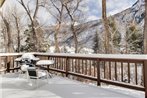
[44,0,144,53]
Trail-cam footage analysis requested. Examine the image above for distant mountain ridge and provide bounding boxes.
[44,0,144,53]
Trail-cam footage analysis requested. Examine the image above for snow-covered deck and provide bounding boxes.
[0,73,144,98]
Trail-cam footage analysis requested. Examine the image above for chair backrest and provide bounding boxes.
[20,58,35,67]
[21,58,32,64]
[27,67,37,78]
[21,64,29,72]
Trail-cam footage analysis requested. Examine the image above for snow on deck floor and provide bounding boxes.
[0,73,144,98]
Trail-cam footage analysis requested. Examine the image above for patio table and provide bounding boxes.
[36,60,54,77]
[36,60,54,66]
[36,60,54,70]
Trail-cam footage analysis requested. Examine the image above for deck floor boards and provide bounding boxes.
[0,73,144,98]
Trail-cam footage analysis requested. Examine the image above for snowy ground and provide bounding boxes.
[0,73,144,98]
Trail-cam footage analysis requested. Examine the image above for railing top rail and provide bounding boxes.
[0,52,147,61]
[0,53,23,56]
[0,52,39,57]
[35,53,147,61]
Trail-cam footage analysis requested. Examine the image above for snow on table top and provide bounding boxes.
[36,60,54,65]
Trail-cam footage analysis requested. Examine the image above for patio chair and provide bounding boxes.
[18,64,29,79]
[17,58,36,79]
[27,67,49,88]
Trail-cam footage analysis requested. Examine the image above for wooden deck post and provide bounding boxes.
[144,61,147,98]
[97,59,100,86]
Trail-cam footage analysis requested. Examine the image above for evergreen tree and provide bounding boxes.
[108,17,121,53]
[126,23,143,53]
[20,25,36,52]
[93,30,100,53]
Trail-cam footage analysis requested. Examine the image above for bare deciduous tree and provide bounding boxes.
[45,0,65,53]
[0,13,13,52]
[63,0,84,53]
[12,9,22,52]
[18,0,44,52]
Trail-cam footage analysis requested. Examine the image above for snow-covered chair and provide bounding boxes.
[15,53,39,79]
[27,67,49,88]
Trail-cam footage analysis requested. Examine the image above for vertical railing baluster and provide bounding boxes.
[6,56,10,73]
[94,60,96,77]
[63,58,65,70]
[80,59,82,74]
[61,58,63,70]
[57,58,59,69]
[60,58,62,70]
[47,56,50,72]
[53,57,55,68]
[78,59,80,73]
[143,61,147,98]
[135,63,138,85]
[56,57,57,69]
[63,58,66,70]
[85,60,87,75]
[128,62,130,83]
[72,59,74,72]
[12,56,15,73]
[60,58,63,70]
[66,57,69,77]
[142,63,145,86]
[16,56,20,72]
[121,62,123,82]
[89,60,92,76]
[82,59,84,74]
[104,61,106,79]
[75,59,77,73]
[97,59,100,86]
[57,57,59,69]
[115,62,117,81]
[109,61,111,80]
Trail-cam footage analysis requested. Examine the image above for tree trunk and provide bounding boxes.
[71,23,78,53]
[102,0,110,54]
[102,0,110,80]
[2,17,13,52]
[54,24,61,53]
[13,15,21,52]
[143,1,147,97]
[144,0,147,54]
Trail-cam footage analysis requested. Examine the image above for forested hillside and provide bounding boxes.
[0,0,144,54]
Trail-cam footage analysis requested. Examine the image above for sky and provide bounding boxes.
[1,0,138,23]
[86,0,138,21]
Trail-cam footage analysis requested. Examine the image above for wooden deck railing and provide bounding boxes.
[0,53,147,98]
[0,53,22,73]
